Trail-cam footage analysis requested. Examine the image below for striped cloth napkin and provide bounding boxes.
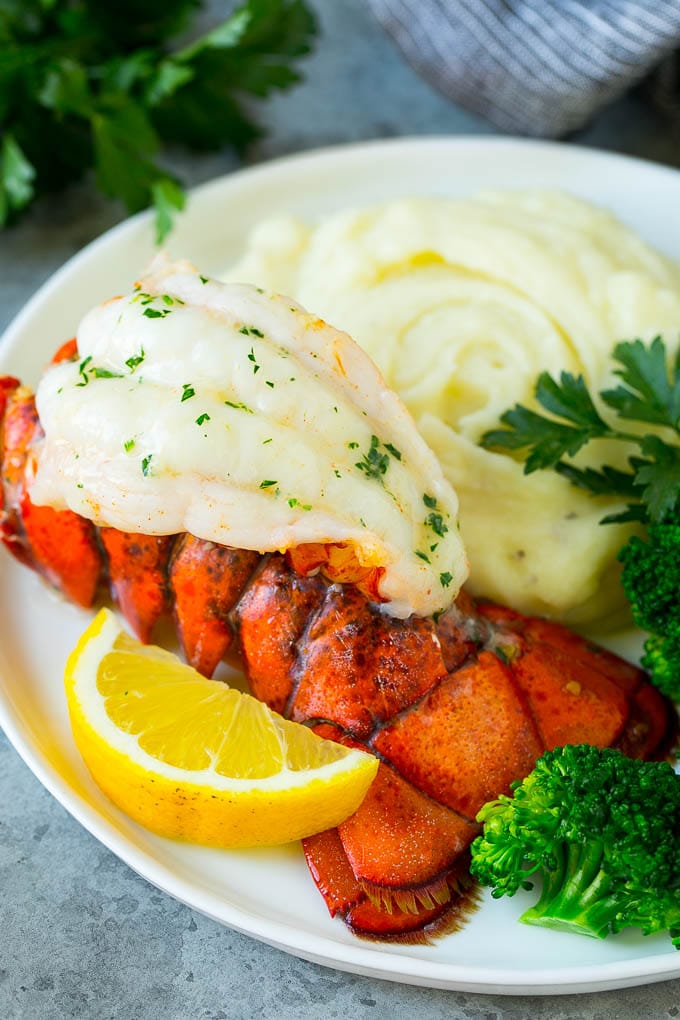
[368,0,680,136]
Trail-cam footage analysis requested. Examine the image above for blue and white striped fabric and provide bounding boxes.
[368,0,680,135]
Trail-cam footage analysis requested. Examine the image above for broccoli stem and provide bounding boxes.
[520,840,620,939]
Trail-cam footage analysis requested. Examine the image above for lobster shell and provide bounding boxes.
[0,373,676,941]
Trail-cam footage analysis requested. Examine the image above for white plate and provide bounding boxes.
[1,137,680,996]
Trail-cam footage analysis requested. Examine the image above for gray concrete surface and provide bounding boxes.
[2,1,680,1017]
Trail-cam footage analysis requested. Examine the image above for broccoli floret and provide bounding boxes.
[618,523,680,700]
[641,632,680,701]
[470,744,680,948]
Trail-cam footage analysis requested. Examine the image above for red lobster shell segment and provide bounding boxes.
[0,372,676,941]
[0,381,101,607]
[238,558,674,936]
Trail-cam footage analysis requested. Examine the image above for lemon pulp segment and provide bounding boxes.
[64,609,378,847]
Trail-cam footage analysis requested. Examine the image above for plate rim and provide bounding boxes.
[2,133,680,995]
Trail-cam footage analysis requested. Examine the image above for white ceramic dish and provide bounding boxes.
[1,137,679,995]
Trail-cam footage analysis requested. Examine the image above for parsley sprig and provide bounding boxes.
[481,338,680,526]
[483,336,680,700]
[0,0,316,241]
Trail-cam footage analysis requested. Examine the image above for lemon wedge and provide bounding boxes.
[64,608,378,847]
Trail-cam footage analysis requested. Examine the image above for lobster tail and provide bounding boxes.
[0,368,676,941]
[237,564,676,937]
[99,530,173,644]
[0,383,101,606]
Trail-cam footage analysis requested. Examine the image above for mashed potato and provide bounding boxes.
[224,192,680,625]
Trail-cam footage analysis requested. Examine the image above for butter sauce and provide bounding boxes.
[31,259,468,618]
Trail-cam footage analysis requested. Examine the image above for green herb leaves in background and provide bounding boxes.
[0,0,317,241]
[481,337,680,526]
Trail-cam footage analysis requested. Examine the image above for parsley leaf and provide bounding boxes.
[0,0,317,239]
[125,350,145,372]
[635,435,680,523]
[481,337,680,525]
[355,435,390,481]
[425,511,448,537]
[224,399,253,413]
[482,371,613,473]
[151,177,186,244]
[601,338,680,430]
[0,134,35,226]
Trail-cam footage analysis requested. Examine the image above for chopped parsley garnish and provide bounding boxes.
[385,442,402,460]
[415,550,431,563]
[134,293,182,312]
[248,348,260,373]
[422,493,449,535]
[141,455,153,476]
[76,482,84,489]
[334,469,342,478]
[75,356,123,385]
[440,571,453,587]
[348,441,359,450]
[195,413,210,426]
[262,437,273,444]
[91,367,123,379]
[224,399,253,414]
[76,356,93,386]
[125,349,145,372]
[123,438,135,452]
[181,383,195,402]
[265,380,275,388]
[425,511,448,537]
[259,479,277,489]
[287,497,312,510]
[199,276,209,285]
[355,435,390,481]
